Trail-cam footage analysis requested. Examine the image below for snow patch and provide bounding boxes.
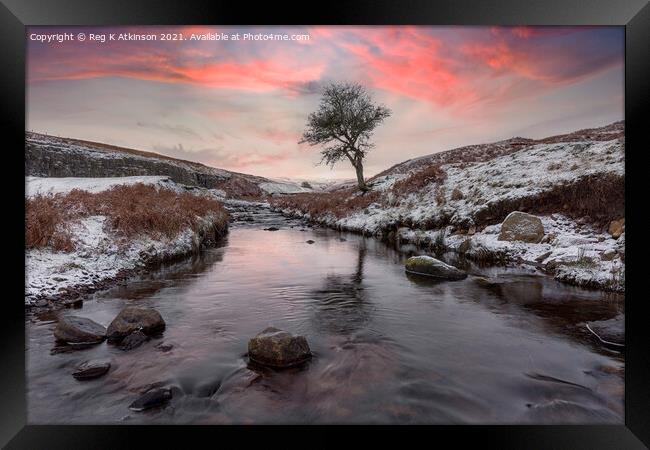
[26,175,175,197]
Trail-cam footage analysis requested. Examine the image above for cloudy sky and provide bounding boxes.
[26,26,624,180]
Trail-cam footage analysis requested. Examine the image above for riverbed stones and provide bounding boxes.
[155,342,174,352]
[248,327,312,368]
[404,256,467,280]
[54,316,106,345]
[107,306,165,342]
[587,315,624,348]
[128,388,172,412]
[498,211,545,243]
[120,330,150,351]
[72,360,111,380]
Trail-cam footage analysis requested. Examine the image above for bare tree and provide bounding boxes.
[300,82,391,191]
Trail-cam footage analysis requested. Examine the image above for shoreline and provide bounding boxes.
[25,176,229,310]
[272,206,625,293]
[25,217,229,312]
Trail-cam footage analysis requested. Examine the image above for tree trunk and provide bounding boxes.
[354,163,368,191]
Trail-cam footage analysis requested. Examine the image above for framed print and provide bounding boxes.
[1,0,648,447]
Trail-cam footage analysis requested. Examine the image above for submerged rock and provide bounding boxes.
[404,256,467,280]
[54,316,106,345]
[265,227,280,231]
[306,240,315,244]
[128,388,172,412]
[120,330,150,351]
[587,315,624,348]
[72,360,111,380]
[107,306,165,342]
[498,211,545,243]
[524,399,619,423]
[248,327,312,368]
[155,342,174,352]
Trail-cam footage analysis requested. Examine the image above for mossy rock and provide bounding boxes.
[248,327,312,368]
[404,256,467,280]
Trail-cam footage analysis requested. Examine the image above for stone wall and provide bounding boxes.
[25,135,231,189]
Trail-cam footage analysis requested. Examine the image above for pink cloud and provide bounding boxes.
[256,128,299,145]
[334,27,479,108]
[28,29,326,93]
[27,26,623,122]
[219,149,293,170]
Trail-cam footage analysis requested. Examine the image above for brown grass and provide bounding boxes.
[26,183,228,252]
[25,195,75,252]
[451,188,464,201]
[391,165,447,196]
[370,122,623,182]
[215,175,265,200]
[472,172,624,227]
[270,188,380,219]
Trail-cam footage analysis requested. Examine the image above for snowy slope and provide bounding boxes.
[25,176,228,307]
[273,122,625,292]
[26,175,175,197]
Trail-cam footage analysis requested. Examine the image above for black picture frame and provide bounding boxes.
[1,0,648,447]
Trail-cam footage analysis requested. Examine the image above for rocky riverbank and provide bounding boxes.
[25,176,229,309]
[271,122,625,292]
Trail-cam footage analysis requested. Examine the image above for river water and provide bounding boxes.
[26,204,624,424]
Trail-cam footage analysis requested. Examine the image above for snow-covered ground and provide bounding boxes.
[258,180,314,195]
[258,177,354,195]
[397,214,624,292]
[349,139,623,231]
[26,175,227,200]
[26,175,174,197]
[273,123,625,292]
[25,176,228,307]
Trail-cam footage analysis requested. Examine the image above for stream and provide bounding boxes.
[26,202,624,424]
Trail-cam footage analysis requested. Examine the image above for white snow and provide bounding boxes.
[274,133,625,292]
[26,175,174,197]
[258,181,313,195]
[25,176,228,306]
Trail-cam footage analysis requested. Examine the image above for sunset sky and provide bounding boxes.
[26,26,624,180]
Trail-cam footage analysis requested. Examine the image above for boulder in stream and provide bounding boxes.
[155,342,174,352]
[586,315,624,348]
[248,327,312,368]
[404,256,467,280]
[128,388,172,412]
[120,330,150,351]
[72,360,111,380]
[107,306,165,342]
[54,316,106,345]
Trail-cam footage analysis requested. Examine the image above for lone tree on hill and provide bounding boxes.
[300,82,391,191]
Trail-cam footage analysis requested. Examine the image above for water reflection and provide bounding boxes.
[310,239,374,334]
[26,215,624,425]
[469,274,624,355]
